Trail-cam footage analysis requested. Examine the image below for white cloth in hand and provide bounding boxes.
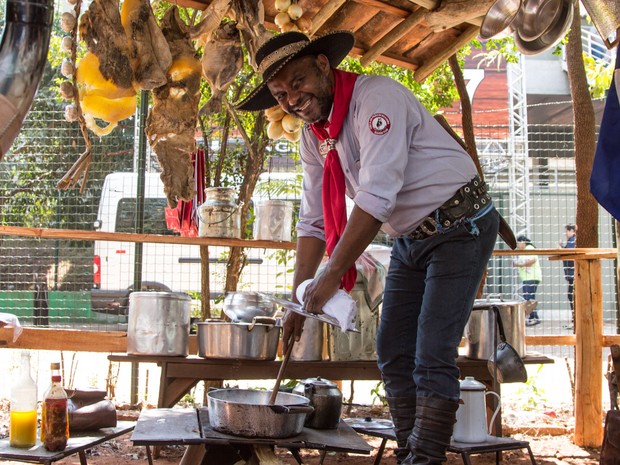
[296,279,357,332]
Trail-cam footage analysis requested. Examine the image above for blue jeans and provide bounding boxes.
[376,207,499,402]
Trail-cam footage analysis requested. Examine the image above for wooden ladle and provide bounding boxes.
[268,336,295,405]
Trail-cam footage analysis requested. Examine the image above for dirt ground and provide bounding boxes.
[0,402,602,465]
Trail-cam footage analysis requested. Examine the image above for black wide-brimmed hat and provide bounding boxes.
[234,30,355,111]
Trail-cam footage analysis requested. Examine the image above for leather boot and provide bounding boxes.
[401,396,459,465]
[386,396,417,463]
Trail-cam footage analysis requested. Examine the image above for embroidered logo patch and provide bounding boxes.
[368,113,390,135]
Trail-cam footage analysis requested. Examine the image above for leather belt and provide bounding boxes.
[408,176,492,241]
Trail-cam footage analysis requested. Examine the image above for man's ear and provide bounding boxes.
[317,54,331,74]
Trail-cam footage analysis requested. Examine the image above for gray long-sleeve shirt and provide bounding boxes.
[296,74,478,239]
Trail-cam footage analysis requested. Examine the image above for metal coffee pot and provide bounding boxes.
[292,377,343,429]
[452,377,501,443]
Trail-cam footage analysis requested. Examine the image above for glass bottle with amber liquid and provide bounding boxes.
[40,362,69,451]
[9,350,38,448]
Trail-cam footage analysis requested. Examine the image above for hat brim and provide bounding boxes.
[235,30,355,112]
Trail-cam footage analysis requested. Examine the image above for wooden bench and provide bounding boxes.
[108,353,553,436]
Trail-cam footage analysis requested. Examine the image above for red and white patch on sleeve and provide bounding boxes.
[368,113,391,135]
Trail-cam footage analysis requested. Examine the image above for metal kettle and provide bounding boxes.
[452,377,501,443]
[292,377,342,429]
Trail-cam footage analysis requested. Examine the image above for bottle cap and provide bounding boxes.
[50,362,61,370]
[51,375,62,382]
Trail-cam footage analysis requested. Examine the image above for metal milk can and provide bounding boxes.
[198,187,241,238]
[292,377,343,429]
[453,377,501,443]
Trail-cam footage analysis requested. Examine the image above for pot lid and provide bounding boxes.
[344,417,394,430]
[460,376,486,391]
[300,376,337,387]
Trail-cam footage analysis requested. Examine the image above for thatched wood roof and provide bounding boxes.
[179,0,494,81]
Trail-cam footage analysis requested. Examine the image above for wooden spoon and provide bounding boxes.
[268,336,295,405]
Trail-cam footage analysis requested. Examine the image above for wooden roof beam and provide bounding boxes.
[409,0,494,27]
[309,0,348,36]
[360,7,427,67]
[351,45,418,71]
[354,0,409,18]
[413,24,479,81]
[424,0,492,31]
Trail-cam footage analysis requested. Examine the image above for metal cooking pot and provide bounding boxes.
[480,0,522,39]
[207,388,314,438]
[464,297,526,359]
[514,0,573,54]
[223,291,278,323]
[513,0,562,40]
[127,291,191,356]
[292,377,343,429]
[197,318,280,360]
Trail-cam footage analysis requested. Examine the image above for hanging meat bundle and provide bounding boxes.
[76,0,174,136]
[146,7,202,208]
[120,0,172,91]
[199,21,243,116]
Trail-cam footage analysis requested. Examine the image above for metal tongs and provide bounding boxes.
[257,292,360,333]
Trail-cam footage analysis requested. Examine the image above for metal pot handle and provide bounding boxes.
[247,316,278,331]
[198,201,245,225]
[486,293,504,302]
[268,404,315,415]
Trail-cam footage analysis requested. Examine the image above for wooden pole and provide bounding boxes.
[574,258,604,446]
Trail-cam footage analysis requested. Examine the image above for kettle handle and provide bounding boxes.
[485,391,501,436]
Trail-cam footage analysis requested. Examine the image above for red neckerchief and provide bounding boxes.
[310,69,358,292]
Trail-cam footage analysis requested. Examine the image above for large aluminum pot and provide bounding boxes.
[207,388,314,438]
[197,318,280,360]
[127,291,191,356]
[464,297,526,359]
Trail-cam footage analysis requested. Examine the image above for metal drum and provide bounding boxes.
[127,292,191,356]
[464,298,526,359]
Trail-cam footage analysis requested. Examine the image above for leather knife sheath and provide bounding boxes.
[434,114,517,250]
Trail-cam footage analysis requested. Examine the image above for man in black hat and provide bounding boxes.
[236,31,500,465]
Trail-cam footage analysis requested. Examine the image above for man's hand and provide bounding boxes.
[300,270,341,315]
[282,310,306,353]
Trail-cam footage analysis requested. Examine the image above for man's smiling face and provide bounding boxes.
[267,54,334,124]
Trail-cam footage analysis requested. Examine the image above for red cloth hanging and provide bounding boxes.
[165,149,206,237]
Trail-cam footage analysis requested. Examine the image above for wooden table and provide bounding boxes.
[131,408,372,465]
[0,422,135,465]
[108,353,553,410]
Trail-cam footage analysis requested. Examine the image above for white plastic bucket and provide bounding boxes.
[253,200,293,242]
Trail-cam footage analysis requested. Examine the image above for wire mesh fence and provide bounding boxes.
[0,81,617,364]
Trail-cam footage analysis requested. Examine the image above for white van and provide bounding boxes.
[91,172,298,314]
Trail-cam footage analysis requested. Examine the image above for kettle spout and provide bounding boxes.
[0,0,54,158]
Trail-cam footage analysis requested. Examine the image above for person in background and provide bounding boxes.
[559,224,577,330]
[236,31,501,465]
[513,235,542,326]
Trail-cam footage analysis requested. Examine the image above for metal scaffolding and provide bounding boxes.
[506,57,531,239]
